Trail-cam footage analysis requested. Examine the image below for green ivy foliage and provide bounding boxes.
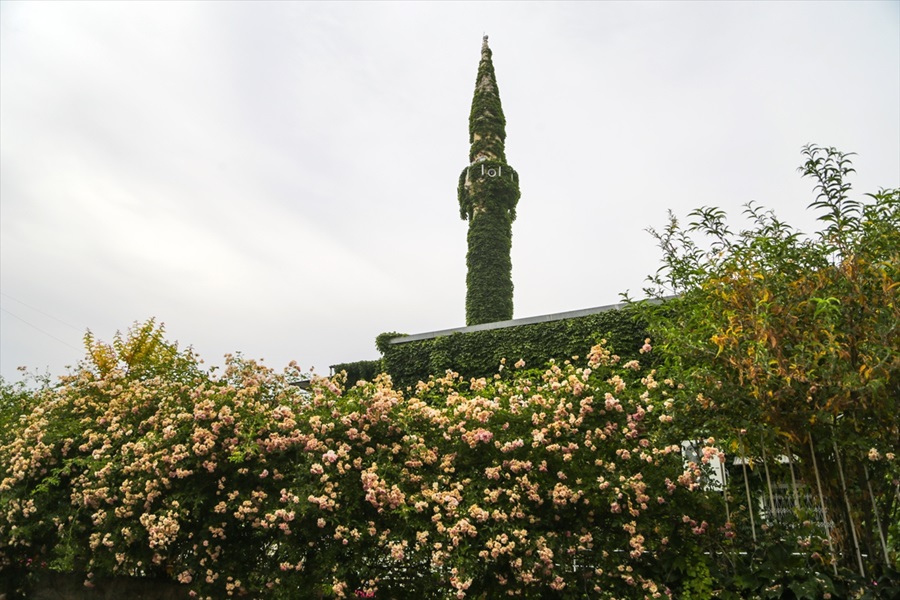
[464,206,514,326]
[458,161,519,221]
[467,39,507,164]
[328,334,409,388]
[381,306,648,391]
[330,360,382,386]
[375,332,406,355]
[459,38,521,327]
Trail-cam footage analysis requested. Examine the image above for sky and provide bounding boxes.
[1,1,898,382]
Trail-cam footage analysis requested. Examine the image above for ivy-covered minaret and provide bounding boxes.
[458,35,521,326]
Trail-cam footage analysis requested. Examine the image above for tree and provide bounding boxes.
[639,145,900,583]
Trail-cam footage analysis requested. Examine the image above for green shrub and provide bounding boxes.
[1,321,718,599]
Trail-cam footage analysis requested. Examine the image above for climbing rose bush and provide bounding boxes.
[1,322,721,599]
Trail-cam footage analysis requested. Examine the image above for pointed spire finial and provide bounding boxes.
[469,34,504,163]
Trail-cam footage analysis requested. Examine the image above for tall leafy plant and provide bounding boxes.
[638,145,900,580]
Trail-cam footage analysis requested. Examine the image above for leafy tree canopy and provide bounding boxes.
[637,145,899,579]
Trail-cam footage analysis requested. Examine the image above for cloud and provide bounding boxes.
[2,1,898,380]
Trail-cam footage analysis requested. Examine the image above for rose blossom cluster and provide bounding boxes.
[2,325,724,599]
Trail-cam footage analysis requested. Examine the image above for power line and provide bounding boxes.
[0,292,83,331]
[0,306,83,352]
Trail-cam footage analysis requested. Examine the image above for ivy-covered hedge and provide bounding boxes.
[330,359,382,386]
[382,305,648,390]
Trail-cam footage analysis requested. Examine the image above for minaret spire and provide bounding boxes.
[468,35,507,164]
[458,36,521,326]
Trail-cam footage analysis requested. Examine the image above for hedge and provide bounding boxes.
[330,359,382,386]
[381,304,649,390]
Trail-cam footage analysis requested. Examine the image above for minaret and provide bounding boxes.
[458,36,521,326]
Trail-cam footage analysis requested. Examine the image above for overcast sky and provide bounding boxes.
[1,1,898,382]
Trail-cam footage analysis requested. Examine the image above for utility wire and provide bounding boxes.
[1,292,83,331]
[2,293,183,363]
[0,306,83,351]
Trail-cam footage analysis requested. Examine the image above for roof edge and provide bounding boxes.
[390,299,662,346]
